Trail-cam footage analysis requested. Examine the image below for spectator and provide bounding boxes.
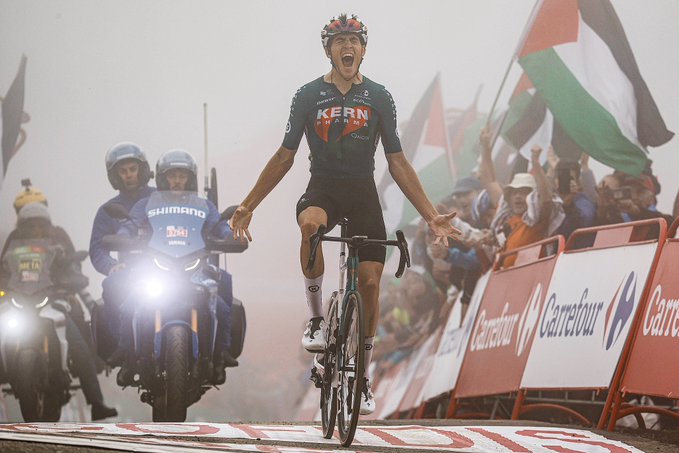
[553,158,596,239]
[480,132,564,266]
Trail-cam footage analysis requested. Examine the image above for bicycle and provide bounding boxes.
[307,219,410,446]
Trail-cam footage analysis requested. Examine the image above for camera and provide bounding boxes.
[611,186,632,200]
[557,168,572,195]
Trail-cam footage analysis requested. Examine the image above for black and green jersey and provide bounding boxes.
[282,76,402,178]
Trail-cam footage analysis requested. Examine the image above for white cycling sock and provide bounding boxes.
[304,275,324,318]
[364,336,375,380]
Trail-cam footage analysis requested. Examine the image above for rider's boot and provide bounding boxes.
[359,377,376,415]
[92,403,118,421]
[212,351,238,385]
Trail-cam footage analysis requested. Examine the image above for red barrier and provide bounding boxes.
[448,236,564,415]
[608,218,679,428]
[511,219,667,428]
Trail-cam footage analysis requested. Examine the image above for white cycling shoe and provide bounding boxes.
[359,378,375,415]
[302,317,327,352]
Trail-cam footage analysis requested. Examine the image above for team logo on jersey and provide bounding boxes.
[314,105,371,142]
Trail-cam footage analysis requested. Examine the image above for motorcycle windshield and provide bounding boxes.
[146,191,209,259]
[3,239,56,296]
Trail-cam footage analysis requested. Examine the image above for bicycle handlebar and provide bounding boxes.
[306,225,411,278]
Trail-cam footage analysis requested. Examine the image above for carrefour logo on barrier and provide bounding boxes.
[539,289,605,339]
[515,284,543,357]
[602,272,636,350]
[470,303,519,352]
[643,284,679,338]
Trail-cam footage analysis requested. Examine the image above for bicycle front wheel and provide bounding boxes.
[320,293,338,438]
[337,291,365,447]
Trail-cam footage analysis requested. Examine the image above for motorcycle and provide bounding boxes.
[98,190,247,422]
[0,239,88,421]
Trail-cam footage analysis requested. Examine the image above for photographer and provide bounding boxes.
[553,159,596,239]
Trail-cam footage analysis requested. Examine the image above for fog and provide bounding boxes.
[0,0,677,420]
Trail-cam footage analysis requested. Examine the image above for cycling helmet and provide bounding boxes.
[105,142,152,190]
[155,149,198,192]
[321,14,368,48]
[14,185,47,214]
[17,202,52,225]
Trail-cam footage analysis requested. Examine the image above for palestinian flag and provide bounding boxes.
[503,74,584,165]
[515,0,673,175]
[379,74,453,234]
[1,55,28,190]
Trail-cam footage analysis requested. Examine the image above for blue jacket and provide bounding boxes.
[122,194,232,241]
[89,186,156,276]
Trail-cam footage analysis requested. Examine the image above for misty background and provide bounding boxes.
[1,0,677,421]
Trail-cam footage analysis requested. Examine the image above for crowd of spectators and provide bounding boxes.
[371,127,677,377]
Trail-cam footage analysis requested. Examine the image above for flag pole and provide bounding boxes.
[203,102,209,195]
[486,0,543,126]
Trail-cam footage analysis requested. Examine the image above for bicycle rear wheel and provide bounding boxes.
[320,294,338,439]
[336,291,365,447]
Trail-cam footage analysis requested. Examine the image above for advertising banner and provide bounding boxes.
[521,243,658,389]
[421,271,490,401]
[620,233,679,397]
[397,330,441,412]
[455,254,559,398]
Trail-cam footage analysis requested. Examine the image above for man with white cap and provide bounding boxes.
[479,127,564,261]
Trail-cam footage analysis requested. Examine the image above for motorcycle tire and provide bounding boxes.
[156,325,189,422]
[16,349,60,422]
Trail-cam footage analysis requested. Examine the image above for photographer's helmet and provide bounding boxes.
[155,149,198,192]
[14,186,47,214]
[105,142,152,190]
[321,14,368,49]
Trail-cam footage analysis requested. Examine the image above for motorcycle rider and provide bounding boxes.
[89,143,156,359]
[91,143,236,375]
[5,181,98,354]
[0,202,117,420]
[113,149,237,386]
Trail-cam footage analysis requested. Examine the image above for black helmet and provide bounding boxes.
[105,142,152,190]
[155,149,198,191]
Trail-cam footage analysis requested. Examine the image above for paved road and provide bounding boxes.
[0,420,673,452]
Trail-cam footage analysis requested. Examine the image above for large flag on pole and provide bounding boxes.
[502,74,584,164]
[516,0,673,175]
[380,74,453,234]
[1,55,28,190]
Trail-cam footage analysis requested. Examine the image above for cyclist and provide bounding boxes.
[114,149,237,385]
[1,202,117,420]
[230,13,460,415]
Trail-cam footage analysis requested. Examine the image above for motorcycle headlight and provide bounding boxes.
[1,312,25,333]
[143,279,164,299]
[36,297,49,309]
[184,258,201,272]
[153,257,172,271]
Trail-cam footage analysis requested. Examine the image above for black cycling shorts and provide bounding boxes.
[296,176,387,264]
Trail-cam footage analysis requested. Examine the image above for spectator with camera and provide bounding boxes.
[553,157,597,239]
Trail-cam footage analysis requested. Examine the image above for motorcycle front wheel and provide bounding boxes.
[153,325,190,422]
[15,349,61,422]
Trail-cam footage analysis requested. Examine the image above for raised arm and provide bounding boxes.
[530,146,554,224]
[386,151,461,243]
[479,126,503,206]
[230,146,296,241]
